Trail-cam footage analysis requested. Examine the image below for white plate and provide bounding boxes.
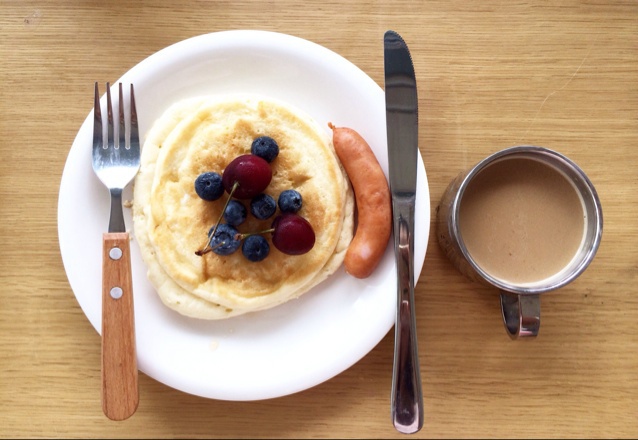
[58,30,430,401]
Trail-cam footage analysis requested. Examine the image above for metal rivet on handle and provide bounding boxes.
[109,247,123,260]
[110,287,123,299]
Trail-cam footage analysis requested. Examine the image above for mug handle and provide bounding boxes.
[500,292,541,339]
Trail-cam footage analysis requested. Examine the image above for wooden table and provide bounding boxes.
[2,1,636,438]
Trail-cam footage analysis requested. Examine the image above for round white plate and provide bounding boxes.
[58,30,430,401]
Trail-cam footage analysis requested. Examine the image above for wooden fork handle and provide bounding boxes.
[101,232,139,421]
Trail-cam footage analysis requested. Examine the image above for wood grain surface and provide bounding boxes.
[1,1,636,438]
[101,233,138,421]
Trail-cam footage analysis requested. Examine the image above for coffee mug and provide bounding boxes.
[437,146,603,338]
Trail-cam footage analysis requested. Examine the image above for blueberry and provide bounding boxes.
[250,193,277,220]
[242,235,270,262]
[195,172,224,201]
[251,136,279,163]
[278,189,303,213]
[208,224,241,256]
[223,200,247,226]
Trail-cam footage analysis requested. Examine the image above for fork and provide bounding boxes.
[92,82,140,421]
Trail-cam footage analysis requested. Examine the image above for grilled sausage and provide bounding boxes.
[329,123,392,278]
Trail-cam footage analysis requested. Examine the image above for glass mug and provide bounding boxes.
[437,146,603,338]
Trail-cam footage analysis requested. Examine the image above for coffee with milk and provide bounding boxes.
[458,157,585,285]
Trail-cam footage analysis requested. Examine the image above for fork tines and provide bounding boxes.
[93,82,138,151]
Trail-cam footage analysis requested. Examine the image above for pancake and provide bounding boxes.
[133,95,354,319]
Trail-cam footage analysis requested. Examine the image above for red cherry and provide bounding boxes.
[271,213,315,255]
[222,154,272,199]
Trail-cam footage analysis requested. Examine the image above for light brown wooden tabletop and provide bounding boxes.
[1,1,637,438]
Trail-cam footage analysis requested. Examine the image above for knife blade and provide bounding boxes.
[384,29,424,434]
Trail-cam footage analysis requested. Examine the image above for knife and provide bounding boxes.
[384,30,424,434]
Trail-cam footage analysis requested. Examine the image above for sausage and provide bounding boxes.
[329,123,392,278]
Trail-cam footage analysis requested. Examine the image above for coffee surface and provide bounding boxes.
[459,157,585,285]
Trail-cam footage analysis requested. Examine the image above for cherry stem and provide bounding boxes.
[237,228,274,241]
[195,181,239,256]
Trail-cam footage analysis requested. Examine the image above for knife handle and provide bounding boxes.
[101,232,138,421]
[391,214,424,434]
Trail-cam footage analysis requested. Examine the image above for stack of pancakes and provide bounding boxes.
[133,95,354,319]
